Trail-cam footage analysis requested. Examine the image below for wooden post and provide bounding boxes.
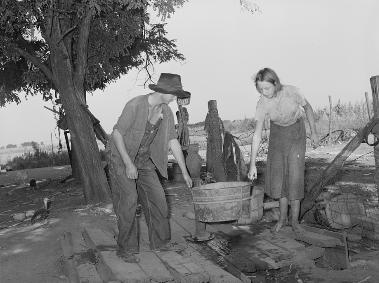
[328,96,333,147]
[370,76,379,197]
[204,100,227,182]
[365,92,371,119]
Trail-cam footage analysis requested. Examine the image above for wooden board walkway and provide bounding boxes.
[59,181,346,282]
[170,205,328,272]
[60,219,245,282]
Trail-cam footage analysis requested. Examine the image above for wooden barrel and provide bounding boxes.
[191,182,252,222]
[172,162,185,182]
[249,186,264,222]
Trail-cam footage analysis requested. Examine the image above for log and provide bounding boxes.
[300,117,379,218]
[263,201,279,210]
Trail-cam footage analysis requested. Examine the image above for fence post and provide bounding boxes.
[370,76,379,197]
[204,100,226,182]
[328,96,333,147]
[365,92,371,119]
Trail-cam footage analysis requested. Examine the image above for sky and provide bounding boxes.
[1,0,379,147]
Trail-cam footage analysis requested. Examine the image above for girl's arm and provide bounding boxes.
[303,100,319,148]
[248,119,264,180]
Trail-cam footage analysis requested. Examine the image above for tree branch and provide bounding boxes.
[74,7,93,89]
[57,24,78,44]
[15,47,57,87]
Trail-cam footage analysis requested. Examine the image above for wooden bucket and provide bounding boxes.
[172,162,185,182]
[236,185,264,224]
[191,182,252,222]
[249,186,264,222]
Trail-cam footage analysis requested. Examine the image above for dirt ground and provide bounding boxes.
[1,143,379,283]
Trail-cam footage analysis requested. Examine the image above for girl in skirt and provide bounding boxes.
[248,68,319,235]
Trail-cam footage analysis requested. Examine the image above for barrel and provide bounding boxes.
[191,182,252,222]
[172,162,185,182]
[249,186,264,222]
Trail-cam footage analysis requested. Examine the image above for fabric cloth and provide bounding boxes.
[105,94,177,178]
[255,85,307,127]
[265,117,306,200]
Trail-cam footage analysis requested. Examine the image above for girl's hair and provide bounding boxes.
[253,68,283,94]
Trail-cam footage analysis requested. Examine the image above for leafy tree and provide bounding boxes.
[6,144,17,149]
[0,0,186,203]
[21,141,35,147]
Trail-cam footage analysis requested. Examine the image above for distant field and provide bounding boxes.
[0,140,105,166]
[0,144,64,166]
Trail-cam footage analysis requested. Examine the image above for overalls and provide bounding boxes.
[107,117,171,255]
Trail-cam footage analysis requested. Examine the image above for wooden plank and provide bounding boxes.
[83,228,150,283]
[101,227,116,241]
[300,223,344,246]
[180,245,245,283]
[171,207,280,271]
[246,224,325,265]
[240,223,306,252]
[100,250,150,283]
[83,227,116,248]
[59,233,80,283]
[206,221,293,268]
[204,228,279,272]
[155,251,209,283]
[169,219,245,283]
[71,230,103,283]
[261,222,340,247]
[137,252,175,282]
[277,245,325,268]
[81,229,118,282]
[136,219,176,282]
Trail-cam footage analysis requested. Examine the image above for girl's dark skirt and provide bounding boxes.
[265,118,306,200]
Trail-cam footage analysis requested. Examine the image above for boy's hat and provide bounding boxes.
[149,73,190,98]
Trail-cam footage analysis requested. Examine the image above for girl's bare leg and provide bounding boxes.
[271,197,289,233]
[290,199,305,236]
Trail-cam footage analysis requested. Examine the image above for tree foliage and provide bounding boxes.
[0,0,186,106]
[0,0,187,204]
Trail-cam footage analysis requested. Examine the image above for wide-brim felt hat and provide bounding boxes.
[149,73,190,99]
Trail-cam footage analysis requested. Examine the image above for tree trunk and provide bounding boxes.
[61,85,111,203]
[70,141,81,180]
[300,117,379,219]
[50,47,111,204]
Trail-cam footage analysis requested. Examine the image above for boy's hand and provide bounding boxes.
[311,133,319,149]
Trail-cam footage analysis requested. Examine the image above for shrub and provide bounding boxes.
[5,146,70,170]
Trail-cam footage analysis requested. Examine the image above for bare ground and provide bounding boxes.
[1,143,379,283]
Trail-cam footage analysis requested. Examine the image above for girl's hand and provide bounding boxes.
[310,133,319,149]
[248,165,257,181]
[182,172,193,188]
[125,163,138,179]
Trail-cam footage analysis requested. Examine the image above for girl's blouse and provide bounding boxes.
[254,85,307,127]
